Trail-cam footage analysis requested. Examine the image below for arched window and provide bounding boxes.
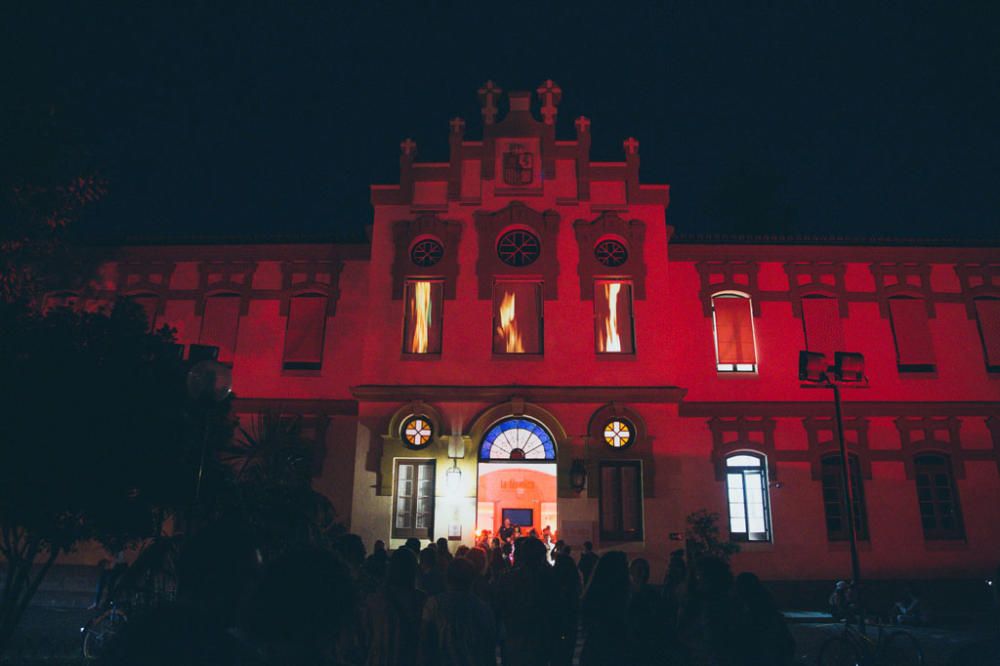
[913,454,964,540]
[283,293,327,370]
[479,417,556,460]
[712,294,757,373]
[725,452,771,541]
[820,454,868,542]
[887,296,935,372]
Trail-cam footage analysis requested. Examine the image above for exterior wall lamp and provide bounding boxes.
[570,459,587,493]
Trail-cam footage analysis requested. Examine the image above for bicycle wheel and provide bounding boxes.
[818,635,862,666]
[879,630,923,666]
[82,608,127,659]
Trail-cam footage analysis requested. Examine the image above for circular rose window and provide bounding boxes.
[603,418,634,449]
[497,229,541,267]
[402,415,434,449]
[410,239,444,267]
[594,239,629,267]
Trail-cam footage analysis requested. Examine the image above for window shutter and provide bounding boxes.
[974,298,1000,370]
[802,296,844,360]
[199,295,241,362]
[888,298,935,369]
[714,296,756,364]
[283,295,327,368]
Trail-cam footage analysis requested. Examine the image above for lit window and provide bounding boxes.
[599,460,643,541]
[480,417,556,461]
[801,295,844,361]
[820,454,868,542]
[493,282,542,354]
[712,294,757,372]
[973,297,1000,372]
[887,297,935,372]
[726,453,771,542]
[603,419,634,449]
[403,280,443,354]
[913,454,964,540]
[401,415,433,449]
[392,459,435,539]
[283,294,327,371]
[595,281,635,354]
[199,294,241,363]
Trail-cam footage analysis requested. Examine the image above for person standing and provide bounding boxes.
[578,541,598,586]
[418,558,496,666]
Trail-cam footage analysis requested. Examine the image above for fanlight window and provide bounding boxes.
[497,229,541,267]
[594,239,628,267]
[410,238,444,267]
[401,415,434,449]
[480,417,556,461]
[603,419,634,449]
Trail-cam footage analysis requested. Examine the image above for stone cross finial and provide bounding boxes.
[623,137,639,155]
[536,79,562,125]
[477,80,502,125]
[400,138,417,157]
[449,117,466,136]
[575,116,591,135]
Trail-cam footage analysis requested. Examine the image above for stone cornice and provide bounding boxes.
[351,384,687,403]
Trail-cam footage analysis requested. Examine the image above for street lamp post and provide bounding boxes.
[185,345,233,512]
[799,350,866,621]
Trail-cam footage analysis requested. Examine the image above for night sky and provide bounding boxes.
[5,3,999,242]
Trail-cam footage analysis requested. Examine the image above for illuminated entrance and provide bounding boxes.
[476,417,557,539]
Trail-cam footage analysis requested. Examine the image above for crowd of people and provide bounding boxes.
[101,523,797,666]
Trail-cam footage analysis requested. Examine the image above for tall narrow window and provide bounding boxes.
[973,298,1000,371]
[712,294,757,372]
[493,281,542,354]
[128,294,159,332]
[599,460,643,541]
[283,294,327,371]
[913,454,964,540]
[594,281,635,354]
[802,296,844,361]
[403,280,443,355]
[888,297,935,372]
[820,454,869,541]
[199,294,241,363]
[726,453,771,541]
[392,459,435,539]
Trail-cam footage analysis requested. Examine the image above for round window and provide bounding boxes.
[410,238,444,267]
[594,239,629,267]
[603,418,634,449]
[497,229,541,267]
[402,415,434,449]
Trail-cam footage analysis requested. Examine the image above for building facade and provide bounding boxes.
[58,82,1000,582]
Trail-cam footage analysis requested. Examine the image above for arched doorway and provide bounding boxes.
[476,416,557,542]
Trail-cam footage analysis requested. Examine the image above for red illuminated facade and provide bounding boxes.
[58,82,1000,582]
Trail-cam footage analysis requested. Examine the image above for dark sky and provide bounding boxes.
[5,2,1000,242]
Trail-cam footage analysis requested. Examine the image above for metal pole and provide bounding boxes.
[832,380,863,624]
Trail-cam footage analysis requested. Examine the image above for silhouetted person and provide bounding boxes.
[488,539,510,582]
[435,537,454,577]
[892,583,927,625]
[363,539,389,582]
[828,579,858,623]
[418,557,496,666]
[241,546,357,666]
[578,541,598,585]
[496,537,556,665]
[404,537,422,554]
[465,546,492,603]
[661,549,688,633]
[628,558,662,665]
[418,546,445,596]
[364,547,426,666]
[551,553,581,666]
[580,551,631,666]
[678,556,742,666]
[455,544,470,559]
[734,571,795,666]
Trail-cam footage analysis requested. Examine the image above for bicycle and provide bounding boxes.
[817,617,924,666]
[80,600,128,659]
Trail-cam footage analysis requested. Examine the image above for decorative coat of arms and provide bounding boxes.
[502,143,534,186]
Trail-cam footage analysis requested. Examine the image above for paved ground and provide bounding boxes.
[2,603,997,665]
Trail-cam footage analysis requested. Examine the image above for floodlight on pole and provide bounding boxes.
[798,349,866,626]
